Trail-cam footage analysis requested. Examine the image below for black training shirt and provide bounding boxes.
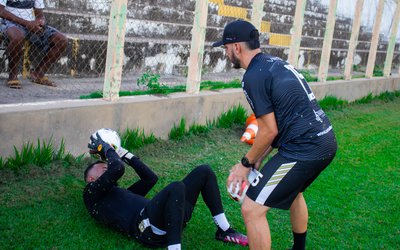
[83,150,158,234]
[242,53,337,160]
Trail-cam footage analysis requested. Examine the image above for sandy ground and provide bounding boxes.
[0,72,245,104]
[0,69,397,105]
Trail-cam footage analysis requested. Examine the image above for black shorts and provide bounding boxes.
[246,152,335,210]
[1,20,59,53]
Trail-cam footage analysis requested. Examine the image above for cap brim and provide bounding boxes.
[212,40,224,47]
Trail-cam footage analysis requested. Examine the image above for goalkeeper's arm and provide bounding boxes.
[118,149,158,196]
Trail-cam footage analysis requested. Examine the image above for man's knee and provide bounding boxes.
[50,32,68,51]
[6,28,25,45]
[241,197,269,223]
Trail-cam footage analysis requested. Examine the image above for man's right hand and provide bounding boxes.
[25,20,44,33]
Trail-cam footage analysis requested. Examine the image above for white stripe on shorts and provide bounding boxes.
[255,161,297,205]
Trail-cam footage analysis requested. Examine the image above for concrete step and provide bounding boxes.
[52,0,196,14]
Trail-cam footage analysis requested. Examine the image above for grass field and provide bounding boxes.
[0,98,399,249]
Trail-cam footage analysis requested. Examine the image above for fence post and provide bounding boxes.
[318,0,338,82]
[186,0,209,94]
[251,0,265,30]
[383,1,400,77]
[365,0,385,78]
[344,0,364,80]
[288,0,306,68]
[103,0,128,101]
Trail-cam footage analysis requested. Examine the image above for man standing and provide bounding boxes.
[213,20,337,250]
[84,132,248,249]
[0,0,67,88]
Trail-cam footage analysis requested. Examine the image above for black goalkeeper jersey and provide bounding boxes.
[242,53,337,161]
[83,151,158,234]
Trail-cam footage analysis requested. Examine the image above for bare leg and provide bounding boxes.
[290,193,308,250]
[241,197,270,250]
[5,27,25,81]
[32,32,67,78]
[290,193,308,233]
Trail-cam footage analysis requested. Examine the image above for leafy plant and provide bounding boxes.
[298,69,318,82]
[373,65,384,77]
[353,64,362,72]
[137,71,162,89]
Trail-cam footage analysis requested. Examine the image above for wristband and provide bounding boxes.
[241,156,255,169]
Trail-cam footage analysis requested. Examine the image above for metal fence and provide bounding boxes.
[0,0,399,103]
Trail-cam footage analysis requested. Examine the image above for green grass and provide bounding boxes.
[1,96,399,249]
[168,105,247,140]
[79,69,392,99]
[169,118,187,140]
[80,79,241,99]
[120,128,157,151]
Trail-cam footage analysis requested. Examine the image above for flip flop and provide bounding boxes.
[31,76,57,87]
[6,79,22,89]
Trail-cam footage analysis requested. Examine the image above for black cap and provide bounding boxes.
[212,19,260,47]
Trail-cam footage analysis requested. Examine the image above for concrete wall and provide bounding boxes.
[0,77,399,158]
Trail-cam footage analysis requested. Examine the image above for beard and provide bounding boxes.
[231,53,241,69]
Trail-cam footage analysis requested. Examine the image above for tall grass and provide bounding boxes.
[120,128,156,151]
[318,96,349,110]
[216,105,247,128]
[169,118,187,140]
[3,138,69,170]
[168,105,248,140]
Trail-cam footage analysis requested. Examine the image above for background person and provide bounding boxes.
[213,20,338,250]
[0,0,67,89]
[84,132,248,249]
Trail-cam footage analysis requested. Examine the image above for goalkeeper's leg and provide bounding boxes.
[144,181,186,248]
[182,165,248,246]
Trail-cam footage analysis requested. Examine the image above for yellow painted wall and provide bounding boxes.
[210,1,289,47]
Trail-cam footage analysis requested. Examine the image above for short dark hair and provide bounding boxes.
[84,160,106,182]
[244,40,260,50]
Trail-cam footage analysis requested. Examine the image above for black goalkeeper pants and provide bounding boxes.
[134,164,224,248]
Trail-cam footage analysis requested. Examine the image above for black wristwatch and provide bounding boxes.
[241,156,255,169]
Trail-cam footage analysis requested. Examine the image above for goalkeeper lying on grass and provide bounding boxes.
[83,130,248,249]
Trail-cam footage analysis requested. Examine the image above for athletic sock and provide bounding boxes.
[213,213,230,231]
[292,231,307,250]
[168,243,181,250]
